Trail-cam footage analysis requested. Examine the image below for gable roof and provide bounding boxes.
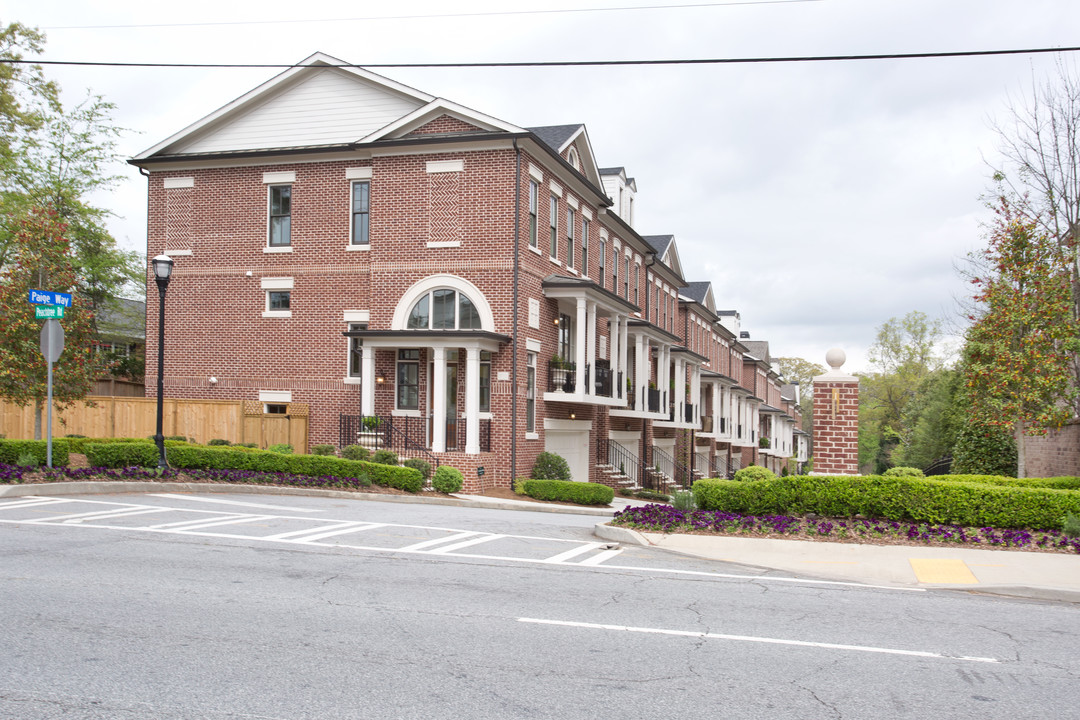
[743,340,772,365]
[680,281,714,311]
[528,124,604,193]
[642,234,685,279]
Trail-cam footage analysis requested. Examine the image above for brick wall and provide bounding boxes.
[811,378,859,475]
[1025,421,1080,477]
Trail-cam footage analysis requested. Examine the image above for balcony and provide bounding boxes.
[547,360,577,394]
[545,360,629,407]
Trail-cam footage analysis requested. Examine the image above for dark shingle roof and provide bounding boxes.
[680,281,711,305]
[642,234,674,257]
[528,125,582,153]
[743,340,771,364]
[598,167,625,175]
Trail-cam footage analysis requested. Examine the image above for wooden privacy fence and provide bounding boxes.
[0,397,308,453]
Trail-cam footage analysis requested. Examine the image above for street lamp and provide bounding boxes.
[151,255,174,469]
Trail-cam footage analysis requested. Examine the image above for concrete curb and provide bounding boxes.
[593,521,653,547]
[0,481,617,516]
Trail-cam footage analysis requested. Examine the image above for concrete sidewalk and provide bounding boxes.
[595,522,1080,603]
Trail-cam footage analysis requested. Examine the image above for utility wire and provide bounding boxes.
[3,46,1080,69]
[42,0,821,30]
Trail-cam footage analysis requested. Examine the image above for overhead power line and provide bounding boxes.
[3,46,1080,70]
[42,0,821,30]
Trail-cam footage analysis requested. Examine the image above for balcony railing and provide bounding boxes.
[685,403,694,424]
[547,360,577,393]
[593,364,613,398]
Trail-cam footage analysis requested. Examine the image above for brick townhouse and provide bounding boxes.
[131,52,808,492]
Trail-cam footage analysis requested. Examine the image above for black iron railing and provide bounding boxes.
[597,438,643,489]
[647,388,662,413]
[924,455,953,476]
[647,445,693,489]
[684,403,694,424]
[339,414,439,469]
[593,364,613,397]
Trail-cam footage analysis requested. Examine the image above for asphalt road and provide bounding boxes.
[1,492,1077,719]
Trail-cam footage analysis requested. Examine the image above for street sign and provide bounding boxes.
[35,305,64,320]
[40,319,65,363]
[28,289,73,308]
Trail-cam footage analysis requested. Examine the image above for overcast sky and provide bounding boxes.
[7,0,1079,372]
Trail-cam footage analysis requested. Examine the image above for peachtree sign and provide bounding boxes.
[29,289,73,308]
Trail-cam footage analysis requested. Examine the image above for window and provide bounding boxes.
[528,181,538,249]
[566,208,575,268]
[406,289,482,330]
[653,285,659,325]
[479,350,491,413]
[557,313,573,362]
[549,196,558,258]
[623,256,630,299]
[581,218,589,276]
[397,349,419,410]
[662,291,667,328]
[611,247,618,292]
[268,291,290,311]
[526,352,536,433]
[598,239,606,285]
[351,181,369,245]
[264,403,288,414]
[269,185,291,247]
[348,322,365,378]
[633,262,639,306]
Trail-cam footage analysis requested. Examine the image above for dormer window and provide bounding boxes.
[568,147,581,171]
[406,289,482,330]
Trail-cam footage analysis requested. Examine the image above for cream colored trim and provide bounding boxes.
[263,246,293,254]
[426,159,464,173]
[549,181,563,197]
[528,163,544,181]
[163,177,194,189]
[343,310,370,322]
[261,277,293,290]
[164,249,192,256]
[426,240,462,248]
[345,166,373,180]
[260,391,293,403]
[263,171,296,184]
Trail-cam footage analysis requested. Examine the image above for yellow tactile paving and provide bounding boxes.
[909,558,979,584]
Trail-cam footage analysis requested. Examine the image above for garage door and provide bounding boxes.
[545,429,590,483]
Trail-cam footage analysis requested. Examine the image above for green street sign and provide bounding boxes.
[35,305,64,319]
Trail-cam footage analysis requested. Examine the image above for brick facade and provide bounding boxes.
[811,378,860,475]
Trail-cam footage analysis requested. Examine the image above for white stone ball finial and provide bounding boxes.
[825,348,846,371]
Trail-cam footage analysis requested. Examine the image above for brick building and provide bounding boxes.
[131,52,807,492]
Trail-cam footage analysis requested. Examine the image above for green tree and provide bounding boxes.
[961,198,1080,477]
[0,208,101,437]
[891,368,963,469]
[774,356,824,434]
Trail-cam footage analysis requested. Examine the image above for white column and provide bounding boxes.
[690,365,701,424]
[465,347,480,454]
[575,297,587,396]
[660,346,670,413]
[432,347,446,453]
[674,356,685,422]
[586,301,597,397]
[609,314,620,398]
[361,350,376,416]
[635,334,645,409]
[619,316,629,401]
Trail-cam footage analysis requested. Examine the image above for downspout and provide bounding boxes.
[511,139,521,482]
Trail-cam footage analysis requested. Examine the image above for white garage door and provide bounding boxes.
[545,430,590,483]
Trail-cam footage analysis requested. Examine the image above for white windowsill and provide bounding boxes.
[264,246,293,254]
[525,432,540,440]
[392,409,421,418]
[262,310,292,318]
[426,241,462,248]
[548,257,562,267]
[345,244,371,252]
[342,377,363,385]
[164,249,192,256]
[528,245,542,256]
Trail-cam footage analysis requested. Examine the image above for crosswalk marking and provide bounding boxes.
[0,497,68,511]
[161,515,277,533]
[429,534,506,554]
[544,542,604,563]
[399,531,482,552]
[579,548,624,565]
[292,523,387,543]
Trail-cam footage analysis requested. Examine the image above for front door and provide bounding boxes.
[445,362,458,450]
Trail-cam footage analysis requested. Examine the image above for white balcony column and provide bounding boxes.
[661,346,671,410]
[618,316,629,399]
[575,297,588,396]
[465,346,480,454]
[674,356,685,421]
[361,350,376,416]
[609,313,621,397]
[585,301,597,397]
[690,365,701,424]
[635,334,646,408]
[432,347,447,453]
[712,382,721,434]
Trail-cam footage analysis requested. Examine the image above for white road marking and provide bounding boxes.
[262,522,369,541]
[429,534,506,554]
[543,542,604,563]
[35,505,153,523]
[62,507,172,523]
[146,515,254,530]
[148,494,322,512]
[516,618,999,664]
[578,548,624,565]
[166,515,277,532]
[0,497,69,511]
[399,531,482,552]
[292,523,387,543]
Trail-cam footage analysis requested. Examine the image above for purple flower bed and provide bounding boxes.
[1,464,378,493]
[612,504,1080,554]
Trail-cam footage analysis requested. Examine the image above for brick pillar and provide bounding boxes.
[811,348,859,475]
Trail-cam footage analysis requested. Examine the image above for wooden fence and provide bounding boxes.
[0,397,308,453]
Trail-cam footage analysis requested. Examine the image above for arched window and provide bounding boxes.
[406,288,482,330]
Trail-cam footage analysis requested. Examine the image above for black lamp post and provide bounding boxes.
[151,255,174,469]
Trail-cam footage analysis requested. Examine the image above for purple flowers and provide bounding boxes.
[612,504,1080,554]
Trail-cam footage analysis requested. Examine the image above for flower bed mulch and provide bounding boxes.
[613,504,1080,555]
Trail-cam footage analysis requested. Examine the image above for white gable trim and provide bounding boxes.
[133,52,434,161]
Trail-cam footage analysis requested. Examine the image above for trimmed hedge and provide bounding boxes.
[0,439,69,467]
[85,442,160,468]
[692,474,1080,530]
[165,445,423,492]
[59,436,152,455]
[520,479,614,506]
[432,465,464,493]
[925,474,1080,491]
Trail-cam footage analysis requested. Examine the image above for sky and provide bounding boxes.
[6,0,1080,373]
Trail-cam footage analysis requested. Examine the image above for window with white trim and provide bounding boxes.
[528,181,538,249]
[566,207,575,268]
[268,185,291,247]
[406,288,482,330]
[397,349,419,411]
[549,195,558,258]
[268,291,290,311]
[479,351,492,413]
[598,239,606,285]
[581,218,589,276]
[348,322,365,378]
[611,246,618,292]
[623,256,630,299]
[351,181,369,245]
[526,352,536,432]
[633,261,639,306]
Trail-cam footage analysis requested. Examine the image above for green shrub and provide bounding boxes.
[671,489,696,512]
[341,445,370,461]
[165,445,423,492]
[1064,512,1080,538]
[691,474,1080,530]
[884,466,925,478]
[15,451,39,468]
[238,442,258,448]
[432,465,464,493]
[514,478,528,495]
[267,443,293,454]
[372,449,399,465]
[208,438,232,446]
[86,442,160,468]
[0,439,69,467]
[634,489,670,502]
[531,452,571,481]
[166,435,190,443]
[311,444,336,456]
[952,423,1017,476]
[56,436,152,454]
[521,479,614,505]
[734,465,776,482]
[402,457,432,481]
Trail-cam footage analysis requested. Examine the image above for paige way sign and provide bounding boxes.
[28,289,73,308]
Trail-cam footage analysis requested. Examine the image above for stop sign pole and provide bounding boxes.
[40,319,65,468]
